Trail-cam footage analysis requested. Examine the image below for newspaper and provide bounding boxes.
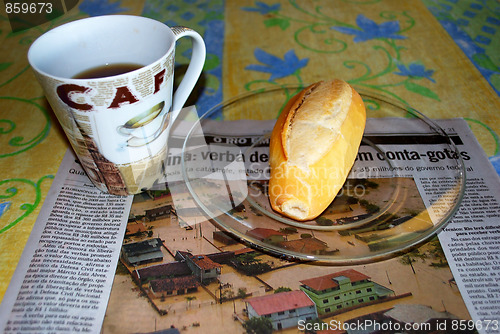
[1,115,500,333]
[0,152,134,333]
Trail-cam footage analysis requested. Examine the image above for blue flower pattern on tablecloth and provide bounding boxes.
[79,0,128,16]
[0,202,11,220]
[331,14,407,42]
[394,62,436,83]
[490,155,500,176]
[241,2,280,14]
[441,20,485,55]
[423,0,500,95]
[245,49,309,81]
[440,19,499,96]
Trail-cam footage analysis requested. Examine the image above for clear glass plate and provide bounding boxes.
[180,85,466,264]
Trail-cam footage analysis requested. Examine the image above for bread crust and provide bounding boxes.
[269,80,366,221]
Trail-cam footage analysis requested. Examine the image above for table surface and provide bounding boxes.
[1,0,499,305]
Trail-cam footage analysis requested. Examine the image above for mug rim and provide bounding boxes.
[28,15,176,82]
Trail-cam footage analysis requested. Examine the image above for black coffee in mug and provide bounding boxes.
[73,63,143,79]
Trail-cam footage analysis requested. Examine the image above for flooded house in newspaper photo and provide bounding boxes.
[131,259,202,301]
[149,275,201,299]
[245,290,318,330]
[175,251,222,284]
[121,238,164,266]
[245,228,288,244]
[145,204,174,222]
[299,269,394,315]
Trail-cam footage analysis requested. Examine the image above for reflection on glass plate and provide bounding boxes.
[181,85,466,264]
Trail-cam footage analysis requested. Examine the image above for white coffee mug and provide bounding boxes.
[28,15,206,195]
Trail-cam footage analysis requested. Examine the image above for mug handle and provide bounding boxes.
[171,26,206,116]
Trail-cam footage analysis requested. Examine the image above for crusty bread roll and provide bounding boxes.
[268,80,366,221]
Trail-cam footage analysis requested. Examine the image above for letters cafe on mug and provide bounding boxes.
[56,69,168,111]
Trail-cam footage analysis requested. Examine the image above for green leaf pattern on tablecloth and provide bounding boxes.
[0,96,52,158]
[0,176,53,234]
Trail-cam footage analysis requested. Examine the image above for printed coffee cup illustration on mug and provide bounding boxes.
[117,101,171,148]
